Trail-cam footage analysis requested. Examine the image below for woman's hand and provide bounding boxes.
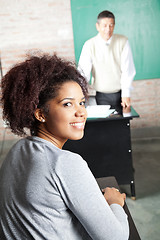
[102,187,126,207]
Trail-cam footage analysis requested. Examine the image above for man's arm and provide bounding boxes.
[121,40,136,107]
[78,41,92,82]
[121,97,131,108]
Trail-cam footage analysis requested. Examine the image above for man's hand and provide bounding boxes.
[121,97,131,108]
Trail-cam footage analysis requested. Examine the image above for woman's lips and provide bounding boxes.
[70,122,85,129]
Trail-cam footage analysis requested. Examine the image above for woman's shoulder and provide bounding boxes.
[58,148,87,168]
[53,148,90,179]
[27,136,87,169]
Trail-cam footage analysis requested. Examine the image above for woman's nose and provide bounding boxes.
[75,107,87,117]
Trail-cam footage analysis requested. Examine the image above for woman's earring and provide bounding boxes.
[41,119,45,123]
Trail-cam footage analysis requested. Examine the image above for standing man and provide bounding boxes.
[78,10,136,109]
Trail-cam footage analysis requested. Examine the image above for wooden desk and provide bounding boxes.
[64,106,139,199]
[96,176,141,240]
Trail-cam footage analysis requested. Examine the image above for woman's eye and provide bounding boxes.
[80,101,86,106]
[63,102,72,107]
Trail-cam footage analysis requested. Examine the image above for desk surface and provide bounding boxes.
[87,106,139,122]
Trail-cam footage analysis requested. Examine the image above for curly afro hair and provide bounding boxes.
[1,53,88,136]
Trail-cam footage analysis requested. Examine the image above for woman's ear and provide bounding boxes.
[34,109,46,123]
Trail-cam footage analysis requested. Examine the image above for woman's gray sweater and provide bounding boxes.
[0,136,129,239]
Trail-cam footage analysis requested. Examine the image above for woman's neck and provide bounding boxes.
[37,127,62,149]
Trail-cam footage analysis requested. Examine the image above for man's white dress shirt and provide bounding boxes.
[78,34,136,97]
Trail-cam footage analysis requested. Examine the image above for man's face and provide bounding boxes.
[96,17,115,41]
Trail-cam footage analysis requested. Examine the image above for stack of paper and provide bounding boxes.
[86,105,114,118]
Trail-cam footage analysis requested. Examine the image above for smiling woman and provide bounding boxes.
[35,81,87,148]
[0,53,129,240]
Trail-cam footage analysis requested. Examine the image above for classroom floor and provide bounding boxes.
[0,130,160,240]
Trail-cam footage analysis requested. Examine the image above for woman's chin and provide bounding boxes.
[70,132,84,141]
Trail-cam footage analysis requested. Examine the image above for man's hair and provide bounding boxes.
[1,53,88,136]
[97,10,115,24]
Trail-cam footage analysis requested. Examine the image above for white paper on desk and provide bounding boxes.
[86,105,114,118]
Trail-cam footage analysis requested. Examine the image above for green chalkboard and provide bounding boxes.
[71,0,160,80]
